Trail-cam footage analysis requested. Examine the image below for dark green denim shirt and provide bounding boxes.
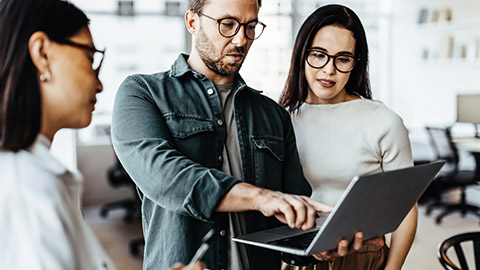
[111,54,311,270]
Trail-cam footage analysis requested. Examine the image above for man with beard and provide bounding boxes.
[111,0,366,269]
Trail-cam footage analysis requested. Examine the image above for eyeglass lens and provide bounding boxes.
[218,18,264,40]
[307,51,355,72]
[92,51,104,71]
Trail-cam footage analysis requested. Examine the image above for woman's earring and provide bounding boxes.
[40,71,51,82]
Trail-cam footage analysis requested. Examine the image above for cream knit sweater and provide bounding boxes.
[291,99,413,206]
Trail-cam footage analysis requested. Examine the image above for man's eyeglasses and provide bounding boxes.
[195,11,266,40]
[55,39,106,75]
[306,49,357,73]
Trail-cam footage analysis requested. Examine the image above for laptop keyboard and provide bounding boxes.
[267,230,318,250]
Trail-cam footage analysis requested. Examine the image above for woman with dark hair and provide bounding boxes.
[0,0,113,268]
[279,4,416,270]
[0,0,207,269]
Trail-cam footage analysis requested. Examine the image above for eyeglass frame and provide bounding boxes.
[54,39,106,75]
[305,49,358,73]
[194,11,267,40]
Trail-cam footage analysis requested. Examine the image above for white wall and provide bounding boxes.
[390,0,480,140]
[390,0,480,204]
[50,129,77,173]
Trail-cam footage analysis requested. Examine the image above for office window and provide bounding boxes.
[71,0,390,144]
[71,0,186,144]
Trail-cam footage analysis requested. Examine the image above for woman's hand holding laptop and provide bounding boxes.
[313,232,385,261]
[252,187,383,258]
[220,182,386,260]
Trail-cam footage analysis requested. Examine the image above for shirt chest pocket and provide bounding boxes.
[251,136,285,189]
[164,113,215,165]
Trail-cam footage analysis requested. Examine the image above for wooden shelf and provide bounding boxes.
[420,58,480,68]
[417,20,480,32]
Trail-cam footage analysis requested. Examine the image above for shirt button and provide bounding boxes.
[218,155,223,162]
[207,88,214,95]
[219,230,226,236]
[217,119,223,126]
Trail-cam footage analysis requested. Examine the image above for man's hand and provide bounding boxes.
[216,183,332,231]
[255,189,333,231]
[312,232,385,261]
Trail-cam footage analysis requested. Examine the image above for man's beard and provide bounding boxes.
[195,26,246,76]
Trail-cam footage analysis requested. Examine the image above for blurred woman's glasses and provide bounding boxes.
[55,39,106,75]
[306,49,357,73]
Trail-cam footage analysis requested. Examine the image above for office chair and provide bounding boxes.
[99,157,145,256]
[99,159,139,222]
[424,126,480,224]
[437,231,480,270]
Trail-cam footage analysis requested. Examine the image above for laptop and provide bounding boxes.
[233,161,445,256]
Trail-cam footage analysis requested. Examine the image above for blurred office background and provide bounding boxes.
[45,0,480,269]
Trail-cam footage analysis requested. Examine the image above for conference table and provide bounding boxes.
[453,137,480,175]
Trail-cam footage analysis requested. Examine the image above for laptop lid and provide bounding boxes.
[233,161,445,256]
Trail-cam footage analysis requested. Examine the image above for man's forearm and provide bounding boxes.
[215,182,332,230]
[215,182,262,212]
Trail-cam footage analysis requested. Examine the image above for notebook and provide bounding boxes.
[233,161,445,255]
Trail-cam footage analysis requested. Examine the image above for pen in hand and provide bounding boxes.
[188,228,215,266]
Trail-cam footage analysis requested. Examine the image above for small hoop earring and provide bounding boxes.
[40,71,51,82]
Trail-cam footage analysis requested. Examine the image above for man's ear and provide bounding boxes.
[185,10,199,35]
[28,31,51,73]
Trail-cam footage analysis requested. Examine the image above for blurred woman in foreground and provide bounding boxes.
[0,0,204,269]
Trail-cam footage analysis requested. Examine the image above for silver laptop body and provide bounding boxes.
[233,161,445,256]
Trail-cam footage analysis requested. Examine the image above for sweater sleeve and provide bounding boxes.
[372,104,414,171]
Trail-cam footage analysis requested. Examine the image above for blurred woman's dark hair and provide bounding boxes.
[0,0,90,151]
[279,4,371,112]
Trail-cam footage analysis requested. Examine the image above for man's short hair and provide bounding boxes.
[188,0,262,13]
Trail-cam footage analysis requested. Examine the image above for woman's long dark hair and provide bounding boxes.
[0,0,90,151]
[279,4,371,112]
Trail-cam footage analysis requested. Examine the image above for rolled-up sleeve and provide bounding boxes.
[111,75,240,221]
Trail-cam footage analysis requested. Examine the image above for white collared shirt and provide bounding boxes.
[0,136,115,270]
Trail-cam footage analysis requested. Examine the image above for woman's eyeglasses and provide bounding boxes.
[55,39,106,75]
[306,49,357,73]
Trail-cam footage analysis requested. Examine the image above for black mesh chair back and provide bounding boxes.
[425,126,459,174]
[438,232,480,270]
[423,127,480,223]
